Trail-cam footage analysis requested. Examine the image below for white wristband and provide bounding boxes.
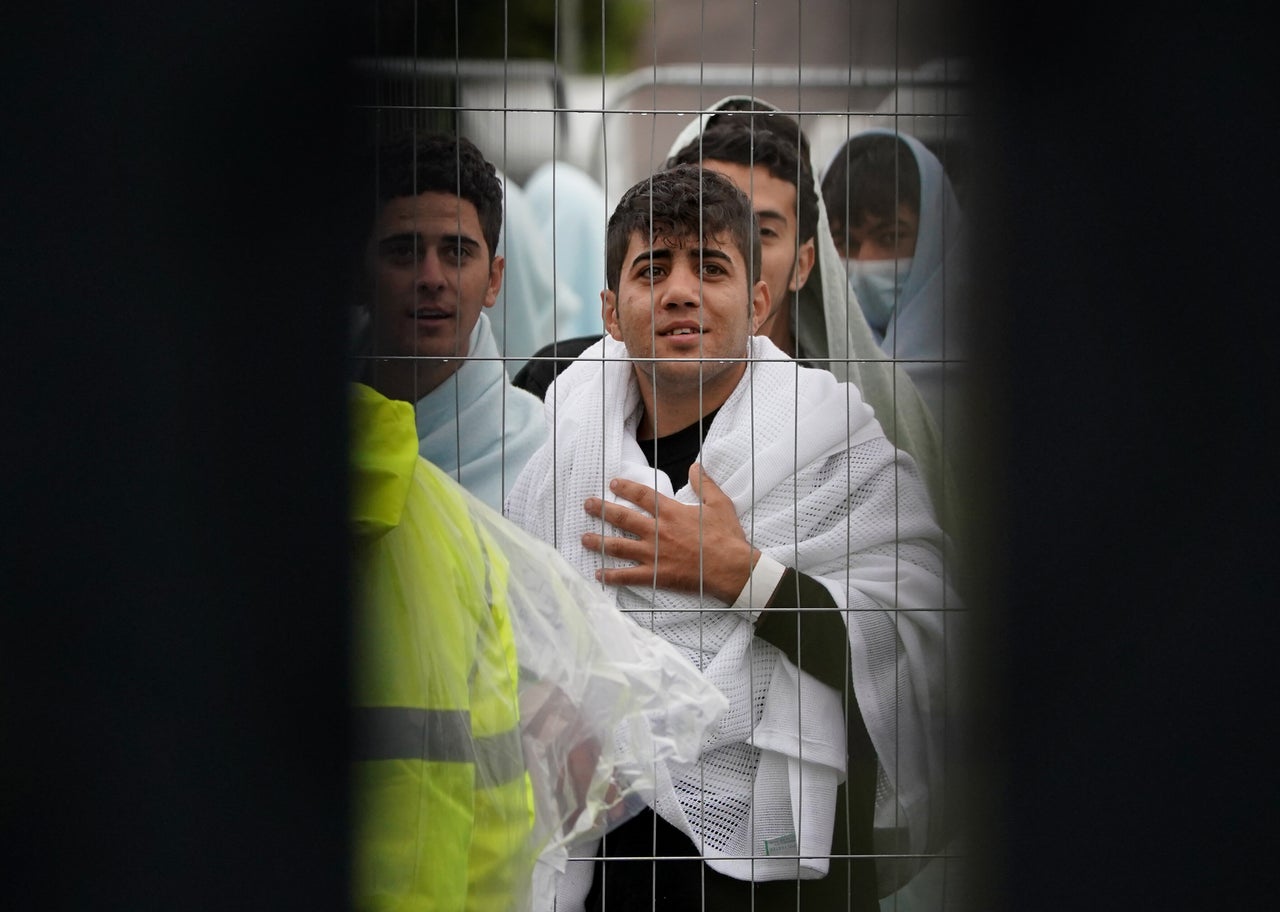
[730,553,786,623]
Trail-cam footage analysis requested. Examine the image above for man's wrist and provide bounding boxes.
[730,552,785,622]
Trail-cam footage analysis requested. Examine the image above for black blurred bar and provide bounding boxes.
[2,3,361,909]
[970,1,1276,909]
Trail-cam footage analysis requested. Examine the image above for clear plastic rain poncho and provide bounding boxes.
[349,382,727,911]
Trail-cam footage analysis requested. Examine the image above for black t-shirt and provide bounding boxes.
[639,407,716,490]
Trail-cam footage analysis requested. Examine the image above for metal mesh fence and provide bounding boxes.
[352,3,975,910]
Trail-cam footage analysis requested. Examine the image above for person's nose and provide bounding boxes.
[657,260,700,309]
[415,247,448,293]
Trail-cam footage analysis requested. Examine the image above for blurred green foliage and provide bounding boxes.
[373,0,649,73]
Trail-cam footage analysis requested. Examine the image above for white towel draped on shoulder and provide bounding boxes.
[416,312,546,512]
[506,334,953,881]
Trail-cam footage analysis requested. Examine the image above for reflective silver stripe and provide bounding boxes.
[354,707,472,763]
[353,707,525,784]
[472,729,526,785]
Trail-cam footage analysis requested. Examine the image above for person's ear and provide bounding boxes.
[483,255,505,308]
[750,279,772,334]
[601,289,623,341]
[789,238,816,292]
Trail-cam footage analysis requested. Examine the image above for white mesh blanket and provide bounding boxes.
[506,334,951,882]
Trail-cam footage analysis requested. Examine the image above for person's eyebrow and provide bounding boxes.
[629,248,672,271]
[378,231,482,250]
[627,246,733,271]
[377,231,421,248]
[439,232,482,251]
[697,247,734,267]
[755,207,790,226]
[873,216,915,236]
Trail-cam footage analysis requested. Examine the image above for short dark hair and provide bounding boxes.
[666,111,819,246]
[605,164,761,294]
[821,133,920,240]
[704,98,813,163]
[372,130,503,258]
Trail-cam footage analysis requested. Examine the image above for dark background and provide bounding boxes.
[974,2,1279,906]
[3,1,1275,909]
[1,3,361,908]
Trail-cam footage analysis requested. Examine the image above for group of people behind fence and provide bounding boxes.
[348,95,971,912]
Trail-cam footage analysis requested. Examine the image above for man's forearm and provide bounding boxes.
[739,559,849,695]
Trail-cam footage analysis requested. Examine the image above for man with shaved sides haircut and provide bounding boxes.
[507,165,958,911]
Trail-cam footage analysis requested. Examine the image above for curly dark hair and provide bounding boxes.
[372,130,503,257]
[605,164,761,294]
[821,133,920,244]
[666,111,819,247]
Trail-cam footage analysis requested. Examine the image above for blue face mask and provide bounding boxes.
[846,257,913,335]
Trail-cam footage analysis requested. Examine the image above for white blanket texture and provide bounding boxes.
[505,334,952,883]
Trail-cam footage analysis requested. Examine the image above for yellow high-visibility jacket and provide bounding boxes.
[349,382,534,912]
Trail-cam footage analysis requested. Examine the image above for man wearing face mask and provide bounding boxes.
[822,129,971,429]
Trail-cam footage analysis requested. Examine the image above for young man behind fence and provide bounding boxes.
[506,164,959,911]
